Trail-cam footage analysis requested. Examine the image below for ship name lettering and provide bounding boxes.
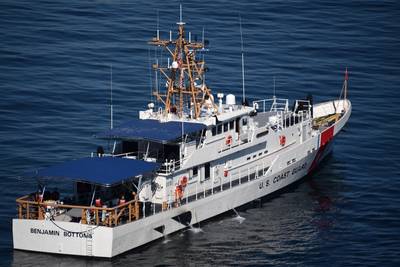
[64,231,92,239]
[30,228,60,236]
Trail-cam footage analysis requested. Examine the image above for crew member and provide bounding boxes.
[95,197,102,207]
[119,195,126,205]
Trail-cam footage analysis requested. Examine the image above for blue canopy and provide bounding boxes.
[32,157,160,187]
[96,118,207,144]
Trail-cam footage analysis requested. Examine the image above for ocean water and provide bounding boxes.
[1,0,400,266]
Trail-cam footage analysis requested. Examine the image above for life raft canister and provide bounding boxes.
[226,135,233,145]
[279,135,286,146]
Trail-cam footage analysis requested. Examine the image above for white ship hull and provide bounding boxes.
[13,100,351,258]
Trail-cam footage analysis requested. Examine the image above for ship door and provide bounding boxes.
[200,162,211,183]
[236,117,240,135]
[302,124,307,142]
[214,165,223,186]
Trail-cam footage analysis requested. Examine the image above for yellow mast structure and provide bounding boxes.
[149,7,215,119]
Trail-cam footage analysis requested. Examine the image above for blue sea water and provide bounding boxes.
[1,0,400,266]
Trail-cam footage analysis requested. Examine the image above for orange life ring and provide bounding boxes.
[180,176,188,187]
[279,135,286,146]
[226,135,233,145]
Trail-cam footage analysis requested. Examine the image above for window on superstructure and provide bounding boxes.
[204,163,210,180]
[242,118,248,126]
[191,166,198,179]
[229,120,234,130]
[223,123,229,132]
[217,124,222,134]
[212,127,217,136]
[264,167,269,174]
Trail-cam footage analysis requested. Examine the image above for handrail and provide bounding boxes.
[253,98,289,113]
[157,158,183,174]
[91,150,159,161]
[16,195,135,211]
[16,194,140,227]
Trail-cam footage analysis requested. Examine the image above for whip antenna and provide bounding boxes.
[239,14,246,105]
[156,9,160,40]
[110,64,113,130]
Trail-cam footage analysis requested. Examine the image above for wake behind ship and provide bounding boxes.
[13,11,351,257]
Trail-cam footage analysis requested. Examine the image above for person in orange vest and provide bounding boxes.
[175,185,183,207]
[95,197,102,207]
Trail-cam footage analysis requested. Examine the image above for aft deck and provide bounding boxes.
[16,194,140,227]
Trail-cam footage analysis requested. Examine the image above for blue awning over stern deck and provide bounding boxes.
[31,157,160,187]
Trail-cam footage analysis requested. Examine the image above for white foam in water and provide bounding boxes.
[232,209,246,224]
[232,215,246,224]
[162,237,171,244]
[188,225,203,233]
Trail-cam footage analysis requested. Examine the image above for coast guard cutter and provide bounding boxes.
[13,12,351,257]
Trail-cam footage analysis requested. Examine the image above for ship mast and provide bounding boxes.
[149,6,214,119]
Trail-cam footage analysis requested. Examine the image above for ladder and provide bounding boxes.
[86,225,93,256]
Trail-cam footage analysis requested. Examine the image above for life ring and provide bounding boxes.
[223,170,229,177]
[279,135,286,146]
[180,176,188,187]
[226,135,233,145]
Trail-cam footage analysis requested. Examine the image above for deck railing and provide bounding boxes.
[253,97,289,113]
[16,195,140,227]
[16,160,275,227]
